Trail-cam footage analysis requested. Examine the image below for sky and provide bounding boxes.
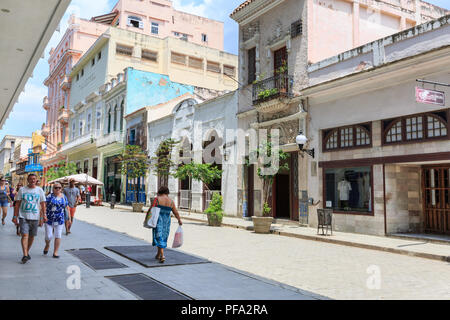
[1,0,449,142]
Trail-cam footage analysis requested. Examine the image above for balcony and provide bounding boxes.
[41,125,50,137]
[60,76,70,91]
[60,130,101,153]
[57,108,70,124]
[96,131,125,148]
[43,96,50,111]
[252,73,294,109]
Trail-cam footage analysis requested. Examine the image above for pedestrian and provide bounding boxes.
[12,173,46,264]
[63,179,81,235]
[13,182,23,236]
[0,177,12,225]
[43,182,68,258]
[147,186,182,263]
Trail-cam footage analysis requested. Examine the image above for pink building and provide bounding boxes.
[91,0,224,50]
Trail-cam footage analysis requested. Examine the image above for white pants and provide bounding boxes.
[44,223,64,241]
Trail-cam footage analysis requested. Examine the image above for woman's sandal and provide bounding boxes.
[159,256,165,263]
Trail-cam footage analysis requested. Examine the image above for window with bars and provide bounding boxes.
[142,49,157,62]
[323,123,371,151]
[188,56,203,69]
[290,19,303,38]
[206,61,221,73]
[116,44,133,56]
[248,47,256,84]
[223,65,236,77]
[171,52,186,65]
[383,110,449,144]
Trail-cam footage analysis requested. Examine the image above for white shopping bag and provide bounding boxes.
[146,206,160,228]
[172,226,183,248]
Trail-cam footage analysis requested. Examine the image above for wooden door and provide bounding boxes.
[422,166,450,234]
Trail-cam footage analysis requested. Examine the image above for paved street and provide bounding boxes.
[73,205,450,300]
[0,207,318,300]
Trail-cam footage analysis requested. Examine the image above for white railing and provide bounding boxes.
[61,130,101,152]
[96,131,125,148]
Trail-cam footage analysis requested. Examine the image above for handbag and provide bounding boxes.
[143,198,160,229]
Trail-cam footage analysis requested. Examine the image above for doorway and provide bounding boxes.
[422,166,450,234]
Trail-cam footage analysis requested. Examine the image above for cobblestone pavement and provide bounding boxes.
[75,205,450,300]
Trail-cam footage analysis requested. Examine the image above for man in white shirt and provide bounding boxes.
[12,173,46,264]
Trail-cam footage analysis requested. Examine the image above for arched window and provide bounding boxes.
[107,107,111,134]
[323,124,371,151]
[113,105,118,131]
[383,110,448,144]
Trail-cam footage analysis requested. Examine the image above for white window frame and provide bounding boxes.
[202,34,207,42]
[86,110,92,133]
[96,103,102,131]
[151,22,159,35]
[127,16,143,29]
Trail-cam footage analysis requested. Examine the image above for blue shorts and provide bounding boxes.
[0,200,9,207]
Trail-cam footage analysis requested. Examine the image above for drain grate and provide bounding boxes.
[106,273,192,300]
[105,245,209,268]
[67,248,128,270]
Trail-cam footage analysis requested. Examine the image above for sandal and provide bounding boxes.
[159,256,165,263]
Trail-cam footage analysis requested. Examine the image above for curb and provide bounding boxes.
[180,215,450,263]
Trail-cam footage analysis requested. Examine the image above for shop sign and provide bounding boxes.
[415,87,445,106]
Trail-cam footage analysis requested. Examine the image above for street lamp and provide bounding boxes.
[296,131,314,158]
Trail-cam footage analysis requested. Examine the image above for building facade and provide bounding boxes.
[230,0,448,220]
[303,15,450,235]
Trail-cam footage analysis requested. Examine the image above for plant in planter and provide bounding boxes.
[247,138,289,233]
[120,144,148,212]
[257,88,279,100]
[204,193,223,226]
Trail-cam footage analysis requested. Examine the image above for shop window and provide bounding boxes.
[323,123,371,151]
[324,166,372,214]
[383,110,449,144]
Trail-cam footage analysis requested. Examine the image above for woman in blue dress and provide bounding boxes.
[43,182,69,258]
[148,186,182,263]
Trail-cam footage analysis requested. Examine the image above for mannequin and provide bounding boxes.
[337,177,352,209]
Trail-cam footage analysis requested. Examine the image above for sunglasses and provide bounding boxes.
[54,187,62,190]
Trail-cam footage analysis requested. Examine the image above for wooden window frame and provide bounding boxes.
[142,49,158,62]
[171,52,186,65]
[322,165,375,216]
[382,109,450,146]
[206,61,221,73]
[223,65,235,77]
[188,56,203,70]
[116,44,133,57]
[322,122,372,152]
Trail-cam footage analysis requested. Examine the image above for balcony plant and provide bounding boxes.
[204,193,223,227]
[246,138,289,233]
[120,144,148,212]
[257,88,279,100]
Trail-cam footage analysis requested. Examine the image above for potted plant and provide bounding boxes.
[252,202,273,233]
[120,145,148,212]
[204,193,223,227]
[247,138,289,234]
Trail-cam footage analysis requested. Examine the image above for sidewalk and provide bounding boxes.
[0,213,321,300]
[107,203,450,262]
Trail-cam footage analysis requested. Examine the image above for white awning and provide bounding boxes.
[0,0,71,129]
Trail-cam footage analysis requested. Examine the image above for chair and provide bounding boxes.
[317,208,333,236]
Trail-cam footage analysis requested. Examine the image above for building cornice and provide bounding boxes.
[231,0,284,25]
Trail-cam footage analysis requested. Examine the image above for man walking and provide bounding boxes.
[63,179,81,235]
[12,173,46,264]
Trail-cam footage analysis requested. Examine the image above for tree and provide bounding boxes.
[119,145,148,203]
[45,161,78,181]
[247,138,289,216]
[148,138,179,186]
[173,163,222,191]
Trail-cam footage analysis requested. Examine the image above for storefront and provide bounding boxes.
[104,155,122,202]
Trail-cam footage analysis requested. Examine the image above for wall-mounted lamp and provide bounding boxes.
[296,131,314,158]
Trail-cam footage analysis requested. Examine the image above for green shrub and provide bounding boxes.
[205,193,223,217]
[262,202,272,217]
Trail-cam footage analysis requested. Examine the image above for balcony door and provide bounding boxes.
[274,47,287,75]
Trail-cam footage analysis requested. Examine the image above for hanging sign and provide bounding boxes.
[415,87,445,106]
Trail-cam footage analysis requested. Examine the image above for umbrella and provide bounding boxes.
[48,173,104,186]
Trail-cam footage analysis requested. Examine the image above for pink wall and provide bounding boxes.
[113,0,224,50]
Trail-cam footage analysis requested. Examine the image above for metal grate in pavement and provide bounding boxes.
[67,248,128,270]
[106,273,192,300]
[104,245,209,268]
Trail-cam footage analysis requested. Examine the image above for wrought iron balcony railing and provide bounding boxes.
[252,73,293,105]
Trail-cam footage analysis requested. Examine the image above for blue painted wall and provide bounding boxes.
[125,68,194,115]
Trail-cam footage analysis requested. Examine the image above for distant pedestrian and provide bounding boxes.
[13,183,23,235]
[63,179,81,235]
[43,182,68,258]
[12,173,46,264]
[0,177,12,225]
[148,186,182,263]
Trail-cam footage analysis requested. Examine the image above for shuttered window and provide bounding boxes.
[248,47,256,84]
[207,61,221,73]
[116,44,133,56]
[171,52,186,65]
[188,56,203,69]
[142,49,157,62]
[223,65,235,77]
